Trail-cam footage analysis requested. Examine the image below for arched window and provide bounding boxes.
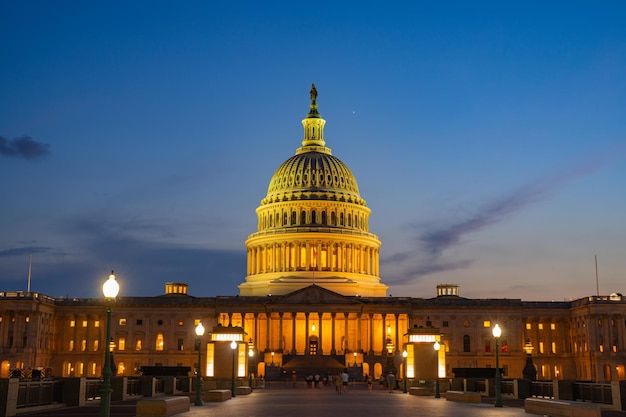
[275,213,280,226]
[311,210,317,224]
[292,211,297,225]
[321,211,327,225]
[463,335,471,352]
[348,214,352,227]
[301,211,307,225]
[331,212,337,225]
[340,213,344,226]
[283,213,288,225]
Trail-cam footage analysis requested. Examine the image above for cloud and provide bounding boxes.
[0,246,53,257]
[384,142,626,285]
[0,135,50,160]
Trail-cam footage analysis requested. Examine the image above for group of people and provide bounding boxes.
[333,370,350,393]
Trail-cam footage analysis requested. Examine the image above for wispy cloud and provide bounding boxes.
[0,135,50,160]
[384,142,626,285]
[0,246,52,257]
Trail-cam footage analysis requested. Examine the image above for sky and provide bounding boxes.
[1,1,625,301]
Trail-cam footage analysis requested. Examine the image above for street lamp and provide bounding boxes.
[523,339,537,380]
[194,322,205,406]
[492,324,503,407]
[433,341,441,398]
[100,271,119,417]
[271,351,275,366]
[231,340,237,398]
[402,350,408,393]
[353,351,357,366]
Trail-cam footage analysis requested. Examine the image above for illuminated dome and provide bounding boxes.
[239,84,387,297]
[263,151,365,206]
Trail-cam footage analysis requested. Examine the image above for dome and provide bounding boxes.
[260,83,365,207]
[262,151,365,206]
[239,84,387,298]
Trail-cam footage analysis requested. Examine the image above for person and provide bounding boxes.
[306,374,313,388]
[291,371,297,387]
[314,373,320,388]
[334,373,343,394]
[387,372,395,393]
[341,370,349,391]
[366,374,373,391]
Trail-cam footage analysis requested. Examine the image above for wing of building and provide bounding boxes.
[1,86,625,384]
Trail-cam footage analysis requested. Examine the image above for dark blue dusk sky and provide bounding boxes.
[1,1,625,300]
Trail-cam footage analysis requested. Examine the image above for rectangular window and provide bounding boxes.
[442,321,449,327]
[538,323,544,330]
[119,318,127,326]
[135,338,142,351]
[550,323,556,330]
[526,323,531,330]
[69,340,74,351]
[81,339,87,351]
[70,320,75,327]
[136,319,143,325]
[484,340,491,353]
[94,320,100,327]
[551,342,556,354]
[25,316,30,323]
[194,319,201,326]
[82,320,88,327]
[483,320,491,328]
[93,340,99,351]
[118,337,126,351]
[539,341,544,354]
[177,338,184,351]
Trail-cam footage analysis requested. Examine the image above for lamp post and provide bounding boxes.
[100,271,119,417]
[402,350,408,393]
[523,339,537,381]
[433,341,441,398]
[492,324,503,407]
[248,340,254,388]
[231,340,237,398]
[353,351,357,366]
[194,322,205,406]
[271,351,275,366]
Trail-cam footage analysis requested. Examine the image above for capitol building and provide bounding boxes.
[1,86,625,385]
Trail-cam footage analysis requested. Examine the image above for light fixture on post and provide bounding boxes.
[385,339,394,354]
[194,322,205,406]
[433,341,441,398]
[492,324,503,407]
[100,270,119,417]
[402,350,408,393]
[522,338,537,380]
[353,351,357,366]
[230,340,237,398]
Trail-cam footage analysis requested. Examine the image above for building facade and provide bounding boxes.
[1,86,625,383]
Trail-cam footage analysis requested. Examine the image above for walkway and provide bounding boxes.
[22,383,626,417]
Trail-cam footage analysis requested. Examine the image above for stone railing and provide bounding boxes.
[0,376,192,417]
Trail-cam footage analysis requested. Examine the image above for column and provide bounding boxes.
[395,313,400,350]
[357,313,362,352]
[305,313,310,356]
[331,313,337,355]
[318,312,323,355]
[278,313,284,352]
[344,313,349,353]
[368,313,374,355]
[291,312,297,355]
[265,313,271,352]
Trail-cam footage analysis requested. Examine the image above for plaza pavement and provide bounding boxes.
[23,383,626,417]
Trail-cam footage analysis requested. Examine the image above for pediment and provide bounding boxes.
[270,285,362,306]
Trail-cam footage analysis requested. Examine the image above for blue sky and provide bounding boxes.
[1,1,625,300]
